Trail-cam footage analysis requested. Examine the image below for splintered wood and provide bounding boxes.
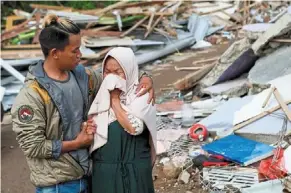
[174,63,216,91]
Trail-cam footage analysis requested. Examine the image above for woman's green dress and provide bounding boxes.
[92,120,154,193]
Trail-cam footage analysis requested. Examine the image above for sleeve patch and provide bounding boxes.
[18,105,34,123]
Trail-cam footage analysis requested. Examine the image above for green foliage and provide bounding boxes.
[103,0,119,7]
[62,1,96,10]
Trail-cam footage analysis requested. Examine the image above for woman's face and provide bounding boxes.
[103,57,126,80]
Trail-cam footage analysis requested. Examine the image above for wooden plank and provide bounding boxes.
[221,10,242,23]
[192,57,219,65]
[117,1,164,9]
[239,2,259,12]
[0,49,43,59]
[174,63,216,90]
[141,24,169,36]
[271,38,291,43]
[175,66,203,71]
[122,11,173,16]
[2,44,41,49]
[30,3,72,11]
[233,100,291,132]
[243,0,247,25]
[81,29,122,37]
[262,87,275,108]
[3,18,32,34]
[32,12,41,44]
[193,3,218,8]
[1,28,32,42]
[144,14,164,38]
[273,88,291,121]
[147,11,155,30]
[94,1,129,16]
[200,4,233,15]
[163,19,177,37]
[120,16,149,37]
[5,16,26,31]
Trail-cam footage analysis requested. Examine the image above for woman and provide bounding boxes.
[88,47,157,193]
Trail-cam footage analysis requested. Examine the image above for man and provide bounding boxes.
[11,14,154,193]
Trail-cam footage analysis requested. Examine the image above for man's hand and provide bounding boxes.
[74,123,94,148]
[86,118,97,135]
[136,76,155,105]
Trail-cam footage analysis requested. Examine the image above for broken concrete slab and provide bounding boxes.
[248,46,291,84]
[234,74,291,125]
[199,95,291,144]
[252,13,291,56]
[163,160,182,179]
[199,96,253,133]
[242,23,273,32]
[200,38,252,87]
[202,78,249,97]
[157,129,188,154]
[191,96,227,110]
[179,170,190,184]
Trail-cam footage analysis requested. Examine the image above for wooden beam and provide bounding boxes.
[175,66,203,71]
[120,16,149,37]
[200,4,233,15]
[147,11,155,30]
[2,44,41,49]
[239,2,259,12]
[32,12,41,44]
[271,38,291,43]
[5,16,26,31]
[273,88,291,121]
[81,29,122,37]
[262,87,275,108]
[233,100,291,132]
[30,3,72,11]
[122,11,173,16]
[117,1,165,9]
[0,49,43,59]
[144,14,164,38]
[192,57,219,65]
[141,24,169,36]
[220,10,242,23]
[94,1,129,16]
[163,19,177,37]
[174,63,216,90]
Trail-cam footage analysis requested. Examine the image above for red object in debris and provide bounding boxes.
[189,124,208,141]
[192,154,229,169]
[258,148,287,180]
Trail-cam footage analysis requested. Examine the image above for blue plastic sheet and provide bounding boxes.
[202,134,275,166]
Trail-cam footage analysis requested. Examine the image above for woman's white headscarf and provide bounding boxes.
[88,47,156,154]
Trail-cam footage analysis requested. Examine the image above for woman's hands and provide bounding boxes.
[110,89,122,101]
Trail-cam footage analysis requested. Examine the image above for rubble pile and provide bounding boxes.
[1,1,291,192]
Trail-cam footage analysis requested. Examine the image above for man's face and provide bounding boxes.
[57,34,82,70]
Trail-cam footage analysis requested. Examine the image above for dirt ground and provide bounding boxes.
[1,115,34,193]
